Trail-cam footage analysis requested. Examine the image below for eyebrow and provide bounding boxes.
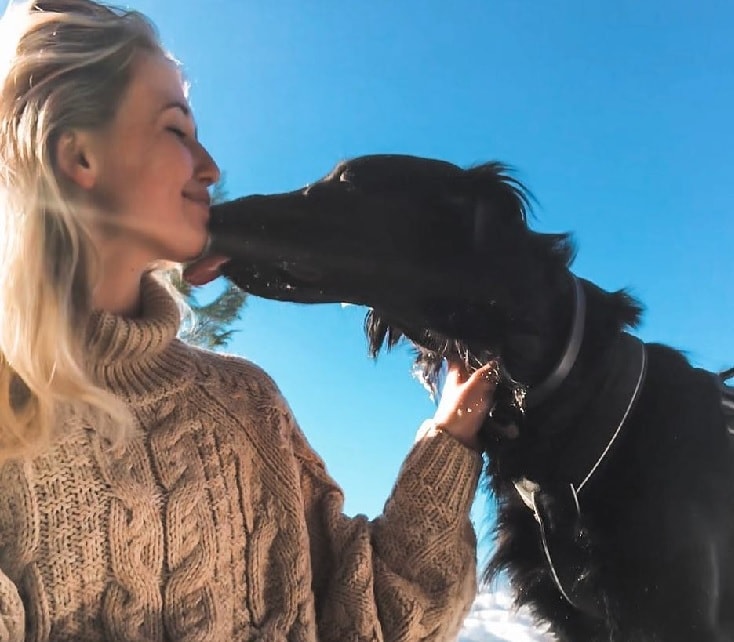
[161,100,191,117]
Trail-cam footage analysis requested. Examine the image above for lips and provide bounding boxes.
[185,196,211,207]
[183,191,211,207]
[181,192,220,285]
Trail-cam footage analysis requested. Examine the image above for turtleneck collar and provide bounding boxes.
[86,272,196,403]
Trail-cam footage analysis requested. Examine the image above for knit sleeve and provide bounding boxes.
[285,403,482,641]
[0,569,24,642]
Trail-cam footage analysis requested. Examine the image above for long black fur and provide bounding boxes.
[208,154,734,641]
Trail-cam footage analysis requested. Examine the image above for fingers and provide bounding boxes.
[443,360,499,397]
[467,361,500,387]
[429,359,503,451]
[431,360,498,452]
[435,359,498,420]
[466,366,498,415]
[444,359,469,385]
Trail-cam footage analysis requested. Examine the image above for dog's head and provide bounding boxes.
[207,154,575,401]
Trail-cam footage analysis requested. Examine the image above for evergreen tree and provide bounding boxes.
[173,173,247,349]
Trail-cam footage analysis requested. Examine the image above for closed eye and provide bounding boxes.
[167,126,189,139]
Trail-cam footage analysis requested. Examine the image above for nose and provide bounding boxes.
[192,140,221,187]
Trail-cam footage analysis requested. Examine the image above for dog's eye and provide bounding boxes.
[339,170,353,184]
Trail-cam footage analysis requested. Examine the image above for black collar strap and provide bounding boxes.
[526,275,586,408]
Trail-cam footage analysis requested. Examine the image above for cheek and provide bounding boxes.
[133,157,189,209]
[151,145,195,204]
[94,138,194,220]
[93,151,146,213]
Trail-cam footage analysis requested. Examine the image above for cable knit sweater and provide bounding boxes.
[0,275,482,642]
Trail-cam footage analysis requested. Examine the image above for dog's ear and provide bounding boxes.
[465,162,531,222]
[441,163,532,252]
[468,194,528,254]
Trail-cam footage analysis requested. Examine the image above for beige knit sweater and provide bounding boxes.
[0,275,482,642]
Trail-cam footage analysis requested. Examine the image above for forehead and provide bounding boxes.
[120,53,189,118]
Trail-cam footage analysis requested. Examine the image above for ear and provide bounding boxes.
[55,130,100,191]
[464,162,532,224]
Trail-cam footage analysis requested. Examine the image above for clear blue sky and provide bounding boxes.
[130,0,732,558]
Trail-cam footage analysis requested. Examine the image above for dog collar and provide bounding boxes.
[525,274,586,408]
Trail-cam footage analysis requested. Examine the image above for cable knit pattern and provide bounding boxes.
[149,407,219,642]
[0,273,482,641]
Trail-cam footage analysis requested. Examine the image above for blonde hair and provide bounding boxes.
[0,0,176,460]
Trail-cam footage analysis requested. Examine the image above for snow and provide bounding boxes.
[458,587,557,642]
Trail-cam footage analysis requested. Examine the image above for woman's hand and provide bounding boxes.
[432,360,498,451]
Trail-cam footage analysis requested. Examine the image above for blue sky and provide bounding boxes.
[130,0,732,559]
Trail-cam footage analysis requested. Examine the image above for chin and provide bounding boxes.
[165,233,210,265]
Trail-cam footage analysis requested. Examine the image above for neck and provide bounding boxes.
[93,281,142,317]
[520,279,641,439]
[90,229,162,316]
[93,258,148,317]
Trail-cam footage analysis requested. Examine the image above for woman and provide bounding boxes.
[0,1,496,640]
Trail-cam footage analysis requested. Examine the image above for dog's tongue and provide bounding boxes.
[183,255,230,286]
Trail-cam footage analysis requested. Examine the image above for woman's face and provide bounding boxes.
[86,51,220,268]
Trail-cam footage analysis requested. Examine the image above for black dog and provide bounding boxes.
[199,155,734,641]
